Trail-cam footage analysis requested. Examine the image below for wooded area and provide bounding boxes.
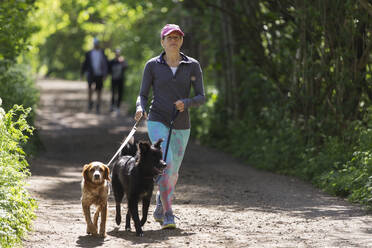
[1,1,372,245]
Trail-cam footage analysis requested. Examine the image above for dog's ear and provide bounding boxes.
[153,138,164,149]
[139,141,150,153]
[103,164,111,182]
[82,164,91,182]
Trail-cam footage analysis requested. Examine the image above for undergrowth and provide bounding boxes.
[0,101,37,247]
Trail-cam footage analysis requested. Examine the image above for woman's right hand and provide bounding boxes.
[135,110,147,122]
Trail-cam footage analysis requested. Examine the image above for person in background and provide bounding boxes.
[81,37,108,114]
[108,48,128,115]
[135,24,206,229]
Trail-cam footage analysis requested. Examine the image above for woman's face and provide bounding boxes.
[161,32,183,52]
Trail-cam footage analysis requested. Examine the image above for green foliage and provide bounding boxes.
[0,64,39,115]
[0,102,37,248]
[205,102,307,174]
[0,3,40,246]
[32,0,174,79]
[0,0,39,119]
[318,118,372,207]
[186,0,372,208]
[190,89,216,141]
[0,0,36,68]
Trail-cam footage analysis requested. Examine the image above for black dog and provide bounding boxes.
[111,138,166,236]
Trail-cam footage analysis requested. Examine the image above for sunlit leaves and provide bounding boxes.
[0,0,36,66]
[28,0,178,78]
[0,104,37,248]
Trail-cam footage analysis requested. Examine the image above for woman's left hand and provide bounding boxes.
[174,100,185,112]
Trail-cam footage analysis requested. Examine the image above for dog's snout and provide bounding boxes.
[93,172,101,180]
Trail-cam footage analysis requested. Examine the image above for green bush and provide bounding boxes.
[205,104,307,175]
[0,102,37,248]
[202,98,372,208]
[0,64,39,114]
[0,64,40,156]
[318,123,372,207]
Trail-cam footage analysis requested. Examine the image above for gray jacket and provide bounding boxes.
[136,52,205,129]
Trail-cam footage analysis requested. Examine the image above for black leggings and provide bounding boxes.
[111,79,124,107]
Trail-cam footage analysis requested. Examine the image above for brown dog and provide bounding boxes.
[81,161,110,237]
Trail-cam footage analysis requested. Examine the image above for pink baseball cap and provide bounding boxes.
[160,24,184,39]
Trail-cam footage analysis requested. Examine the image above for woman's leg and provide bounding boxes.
[147,121,190,213]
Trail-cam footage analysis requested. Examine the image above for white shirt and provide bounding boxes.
[170,66,178,75]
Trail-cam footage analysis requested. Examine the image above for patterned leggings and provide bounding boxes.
[147,121,190,213]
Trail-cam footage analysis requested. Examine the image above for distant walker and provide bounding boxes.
[108,48,128,115]
[81,37,108,114]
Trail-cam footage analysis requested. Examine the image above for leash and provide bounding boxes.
[107,106,178,170]
[107,119,140,168]
[163,107,179,162]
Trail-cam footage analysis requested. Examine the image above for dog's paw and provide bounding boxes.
[99,231,106,238]
[125,226,131,231]
[87,224,98,235]
[136,231,144,237]
[115,214,121,225]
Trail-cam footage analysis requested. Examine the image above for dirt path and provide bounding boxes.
[24,79,372,248]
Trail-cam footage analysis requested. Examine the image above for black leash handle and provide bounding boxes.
[164,107,179,162]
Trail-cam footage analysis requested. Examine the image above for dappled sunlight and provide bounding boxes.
[38,110,107,130]
[37,79,87,90]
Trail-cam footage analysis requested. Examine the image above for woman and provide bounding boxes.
[135,24,205,229]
